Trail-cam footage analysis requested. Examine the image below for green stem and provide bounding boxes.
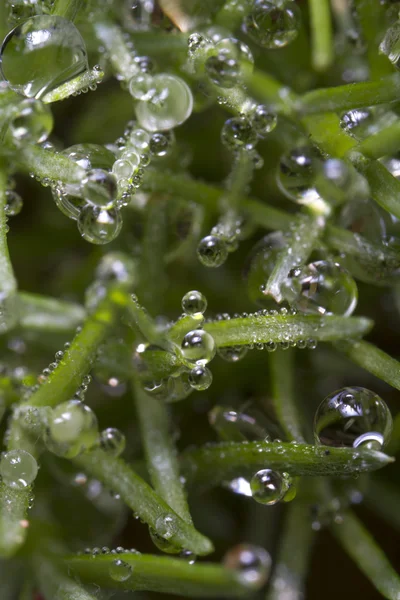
[331,510,400,600]
[357,119,400,159]
[353,0,393,79]
[18,292,85,332]
[0,163,18,333]
[16,145,86,186]
[35,553,98,600]
[250,70,298,116]
[309,0,334,72]
[65,553,254,597]
[335,339,400,392]
[132,32,188,55]
[265,213,325,302]
[302,112,357,158]
[269,349,306,443]
[181,442,393,487]
[133,382,193,523]
[388,412,400,455]
[73,449,214,556]
[51,0,84,20]
[266,497,315,600]
[204,314,372,347]
[365,479,400,533]
[94,22,138,81]
[0,483,32,558]
[127,294,168,348]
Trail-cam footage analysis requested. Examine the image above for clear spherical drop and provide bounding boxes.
[340,109,373,138]
[135,74,193,131]
[129,72,155,100]
[129,128,150,152]
[314,387,392,449]
[243,0,301,49]
[112,158,135,180]
[181,329,216,365]
[45,399,99,458]
[9,99,53,143]
[205,37,253,88]
[244,231,286,307]
[0,449,38,490]
[251,104,277,137]
[282,260,358,316]
[197,235,228,267]
[223,544,271,588]
[250,468,288,505]
[149,528,179,554]
[4,190,23,216]
[96,252,137,285]
[277,146,323,209]
[100,428,126,457]
[81,169,118,208]
[155,514,176,540]
[109,559,133,582]
[121,149,141,171]
[78,206,122,245]
[221,117,257,150]
[315,159,369,206]
[165,374,193,403]
[149,132,173,157]
[217,346,248,362]
[208,405,268,441]
[182,290,207,316]
[0,15,88,99]
[188,365,213,391]
[380,20,400,70]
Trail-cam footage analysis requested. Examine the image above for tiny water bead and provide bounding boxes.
[0,449,38,490]
[0,16,89,99]
[100,428,126,457]
[243,0,301,49]
[181,329,216,365]
[4,190,23,216]
[244,231,286,307]
[81,169,118,208]
[250,469,289,505]
[155,514,176,540]
[9,99,53,144]
[277,146,324,211]
[282,260,358,317]
[205,38,253,88]
[251,104,277,137]
[181,290,207,316]
[314,387,393,449]
[149,132,173,157]
[217,345,248,362]
[45,400,99,458]
[188,365,213,390]
[135,74,193,132]
[221,117,258,150]
[197,235,228,267]
[78,206,123,245]
[223,544,271,588]
[109,559,133,582]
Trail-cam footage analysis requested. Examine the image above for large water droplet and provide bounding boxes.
[182,290,207,316]
[205,37,253,88]
[250,468,289,505]
[135,74,193,131]
[223,544,271,588]
[0,449,38,489]
[314,387,392,449]
[221,117,257,150]
[188,364,213,390]
[109,558,133,582]
[217,346,248,362]
[100,428,126,457]
[78,205,122,245]
[45,399,99,458]
[277,146,325,211]
[242,0,301,49]
[315,159,369,206]
[380,20,400,69]
[0,16,88,99]
[244,231,286,307]
[9,99,53,144]
[197,235,228,268]
[181,329,216,365]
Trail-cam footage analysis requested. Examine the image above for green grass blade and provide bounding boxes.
[309,0,333,72]
[18,292,85,332]
[0,483,32,558]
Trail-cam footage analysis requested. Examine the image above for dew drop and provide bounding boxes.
[0,449,38,490]
[197,235,228,267]
[244,231,286,307]
[221,116,257,150]
[250,468,288,505]
[205,37,253,88]
[182,290,207,316]
[4,190,23,216]
[45,399,99,458]
[109,558,133,582]
[9,99,53,144]
[100,428,126,457]
[135,74,193,131]
[251,104,277,137]
[155,514,176,539]
[181,329,216,365]
[217,346,248,362]
[78,206,122,245]
[188,364,213,390]
[242,0,301,49]
[223,544,271,588]
[81,169,118,208]
[277,146,325,211]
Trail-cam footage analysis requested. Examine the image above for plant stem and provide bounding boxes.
[127,294,168,348]
[250,70,298,116]
[34,553,98,600]
[0,163,18,333]
[133,382,192,523]
[181,442,393,487]
[18,292,85,333]
[266,497,315,600]
[302,112,357,158]
[353,0,393,80]
[331,510,400,600]
[335,339,400,392]
[73,449,214,556]
[269,349,306,443]
[365,479,400,533]
[0,483,32,558]
[16,145,86,186]
[204,314,372,347]
[65,553,253,597]
[357,119,400,159]
[308,0,334,72]
[94,22,138,81]
[51,0,84,20]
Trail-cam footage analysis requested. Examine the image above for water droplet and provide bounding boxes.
[243,0,301,49]
[182,290,207,316]
[109,558,133,582]
[155,514,176,539]
[149,131,174,157]
[165,374,193,402]
[314,387,393,449]
[221,117,257,150]
[251,104,277,137]
[0,15,88,99]
[250,468,288,505]
[244,231,286,307]
[4,190,23,216]
[223,544,271,588]
[100,428,126,457]
[205,37,253,88]
[9,99,53,143]
[277,146,325,210]
[188,364,213,390]
[315,159,368,206]
[380,20,400,69]
[197,235,228,267]
[129,72,155,100]
[149,528,179,553]
[45,399,99,458]
[129,128,150,152]
[340,109,372,137]
[78,206,122,245]
[217,346,248,362]
[0,449,38,489]
[282,260,358,316]
[136,74,193,131]
[181,329,216,365]
[81,169,118,208]
[180,550,196,564]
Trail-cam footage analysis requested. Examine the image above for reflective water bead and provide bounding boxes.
[96,252,137,285]
[188,365,213,390]
[250,468,288,505]
[128,72,155,100]
[282,260,358,317]
[9,99,53,143]
[165,374,193,403]
[81,169,118,207]
[209,406,268,441]
[0,16,88,99]
[149,528,179,554]
[45,399,99,458]
[197,235,228,267]
[4,190,23,216]
[315,159,369,206]
[0,449,38,490]
[244,231,286,307]
[251,104,277,137]
[380,20,400,69]
[181,329,216,365]
[221,117,257,150]
[129,128,150,152]
[100,428,126,457]
[340,109,372,137]
[135,74,193,131]
[155,514,176,539]
[78,206,122,245]
[277,146,323,210]
[223,544,271,588]
[149,132,173,157]
[339,198,391,244]
[205,38,253,88]
[243,0,301,49]
[314,387,392,449]
[217,346,248,362]
[109,559,133,582]
[121,149,141,171]
[182,290,207,316]
[112,158,135,180]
